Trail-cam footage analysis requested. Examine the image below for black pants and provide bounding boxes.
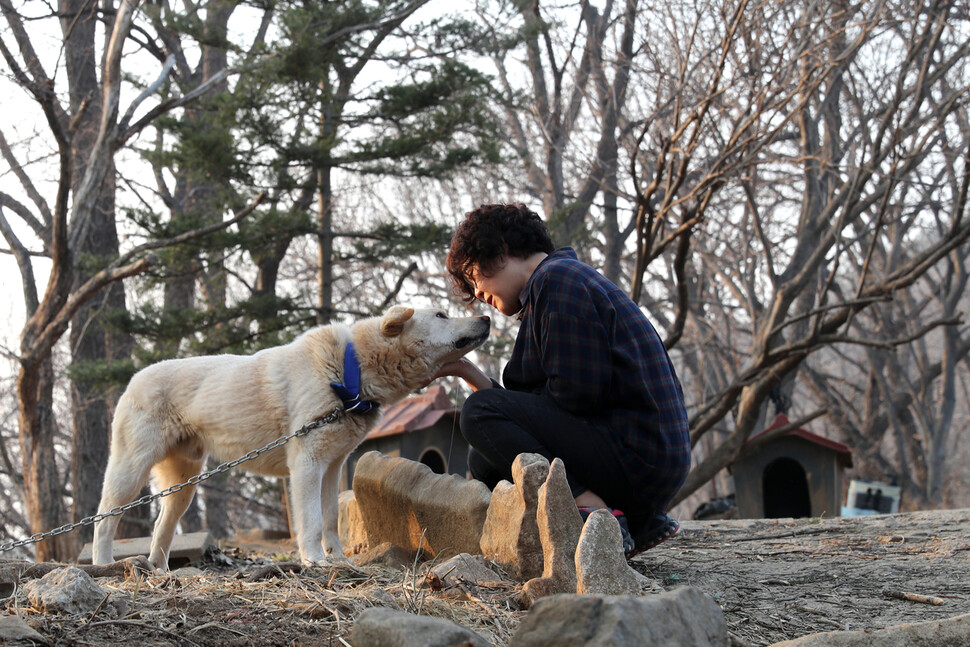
[460,387,657,529]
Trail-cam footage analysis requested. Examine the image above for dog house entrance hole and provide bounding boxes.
[419,448,447,474]
[762,457,811,518]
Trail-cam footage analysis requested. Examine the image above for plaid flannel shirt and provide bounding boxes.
[502,247,691,509]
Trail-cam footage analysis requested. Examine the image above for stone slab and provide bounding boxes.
[77,531,214,568]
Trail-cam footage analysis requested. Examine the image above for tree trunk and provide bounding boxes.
[316,165,334,325]
[17,359,72,562]
[62,0,128,546]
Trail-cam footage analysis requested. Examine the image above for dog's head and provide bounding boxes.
[379,306,490,366]
[350,305,490,406]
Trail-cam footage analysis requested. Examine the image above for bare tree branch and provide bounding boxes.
[0,205,39,316]
[32,192,265,361]
[0,0,70,137]
[0,129,52,233]
[0,191,49,249]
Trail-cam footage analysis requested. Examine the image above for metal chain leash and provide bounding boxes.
[0,409,342,555]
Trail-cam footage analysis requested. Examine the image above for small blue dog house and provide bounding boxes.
[341,385,469,490]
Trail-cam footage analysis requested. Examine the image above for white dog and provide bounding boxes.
[92,306,489,569]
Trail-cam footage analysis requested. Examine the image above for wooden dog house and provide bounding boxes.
[341,385,469,490]
[732,414,852,519]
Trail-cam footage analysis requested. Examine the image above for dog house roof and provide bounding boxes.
[748,413,852,465]
[364,385,459,440]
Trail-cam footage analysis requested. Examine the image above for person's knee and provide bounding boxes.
[462,388,496,415]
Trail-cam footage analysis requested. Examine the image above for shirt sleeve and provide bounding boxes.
[535,278,614,415]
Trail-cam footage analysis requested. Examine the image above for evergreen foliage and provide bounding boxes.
[106,0,506,386]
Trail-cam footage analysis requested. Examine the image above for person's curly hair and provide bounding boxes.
[446,203,555,303]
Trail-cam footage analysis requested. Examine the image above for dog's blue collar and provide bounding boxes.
[330,341,379,414]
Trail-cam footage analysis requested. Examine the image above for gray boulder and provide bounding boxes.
[22,566,128,617]
[769,612,970,646]
[351,606,492,647]
[424,553,505,590]
[0,614,48,645]
[575,508,643,596]
[510,586,728,646]
[0,566,17,600]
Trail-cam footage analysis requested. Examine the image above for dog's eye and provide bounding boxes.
[435,312,448,319]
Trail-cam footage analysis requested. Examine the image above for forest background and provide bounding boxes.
[1,0,969,564]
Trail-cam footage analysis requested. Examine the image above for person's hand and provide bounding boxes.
[429,358,493,391]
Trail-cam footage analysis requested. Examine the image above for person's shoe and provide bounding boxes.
[578,507,636,554]
[626,512,680,559]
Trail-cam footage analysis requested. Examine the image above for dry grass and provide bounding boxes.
[3,543,528,646]
[3,509,969,646]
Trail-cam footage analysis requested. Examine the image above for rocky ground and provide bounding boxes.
[2,508,968,646]
[637,508,970,645]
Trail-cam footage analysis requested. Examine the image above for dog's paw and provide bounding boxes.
[302,553,351,568]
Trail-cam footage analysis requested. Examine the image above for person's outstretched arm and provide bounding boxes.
[433,358,495,391]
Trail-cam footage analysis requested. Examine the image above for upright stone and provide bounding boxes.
[352,451,491,557]
[575,509,643,596]
[480,453,549,580]
[520,458,583,608]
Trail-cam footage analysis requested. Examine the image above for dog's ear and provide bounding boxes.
[381,306,414,337]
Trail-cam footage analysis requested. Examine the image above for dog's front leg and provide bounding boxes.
[319,455,351,563]
[288,457,327,564]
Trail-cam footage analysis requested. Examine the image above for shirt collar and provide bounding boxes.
[518,247,578,311]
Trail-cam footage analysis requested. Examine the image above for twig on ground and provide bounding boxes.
[86,591,111,622]
[882,589,945,605]
[187,621,248,637]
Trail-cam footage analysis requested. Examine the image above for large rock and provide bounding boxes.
[352,542,425,569]
[22,566,128,617]
[768,612,970,646]
[480,453,549,581]
[0,566,17,600]
[510,587,728,646]
[339,489,368,555]
[424,553,505,590]
[0,614,47,644]
[352,451,491,558]
[351,606,492,647]
[520,458,583,608]
[575,508,642,596]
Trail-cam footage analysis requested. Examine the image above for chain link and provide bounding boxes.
[0,410,342,555]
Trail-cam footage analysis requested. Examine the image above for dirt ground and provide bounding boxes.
[4,508,969,646]
[636,508,970,645]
